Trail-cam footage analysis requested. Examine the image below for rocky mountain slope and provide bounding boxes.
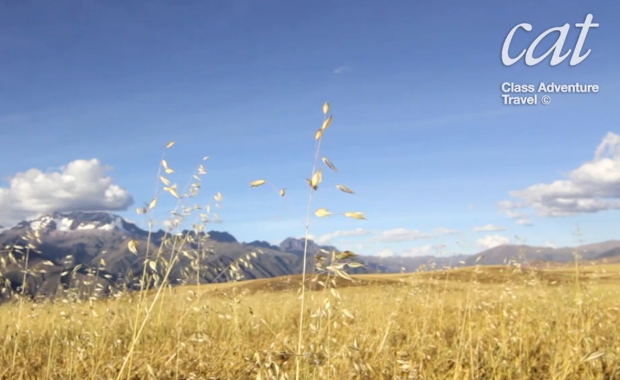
[0,212,367,301]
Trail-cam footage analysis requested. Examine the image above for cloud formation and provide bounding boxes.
[473,224,506,232]
[376,244,437,258]
[502,132,620,219]
[0,159,133,225]
[477,234,510,249]
[515,219,533,226]
[333,66,350,74]
[544,242,557,249]
[315,228,370,245]
[371,227,458,243]
[498,201,533,226]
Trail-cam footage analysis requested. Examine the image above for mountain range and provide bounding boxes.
[0,211,619,302]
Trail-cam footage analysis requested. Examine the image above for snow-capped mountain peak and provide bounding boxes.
[17,211,141,234]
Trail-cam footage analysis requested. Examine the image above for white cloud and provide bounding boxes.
[375,244,436,258]
[377,248,395,258]
[373,228,431,242]
[503,132,620,217]
[0,159,133,226]
[434,227,459,236]
[162,217,182,231]
[333,66,350,74]
[315,228,370,245]
[372,227,457,242]
[498,201,534,226]
[544,242,557,249]
[473,224,506,232]
[515,219,533,226]
[477,235,510,249]
[400,244,435,257]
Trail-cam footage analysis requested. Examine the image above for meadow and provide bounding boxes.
[1,263,619,379]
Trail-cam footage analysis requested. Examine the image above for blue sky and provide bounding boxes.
[1,0,619,257]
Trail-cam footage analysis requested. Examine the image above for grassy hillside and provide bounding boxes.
[1,264,619,379]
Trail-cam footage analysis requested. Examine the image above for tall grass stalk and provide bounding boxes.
[294,105,330,379]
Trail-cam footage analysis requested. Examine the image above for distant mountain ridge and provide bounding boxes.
[465,241,620,266]
[0,211,618,302]
[244,240,281,251]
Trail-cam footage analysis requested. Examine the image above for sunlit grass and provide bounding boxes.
[1,266,619,379]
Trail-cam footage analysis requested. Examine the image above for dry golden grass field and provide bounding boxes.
[1,263,620,380]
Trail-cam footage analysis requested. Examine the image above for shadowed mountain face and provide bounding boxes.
[0,212,366,302]
[597,247,620,260]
